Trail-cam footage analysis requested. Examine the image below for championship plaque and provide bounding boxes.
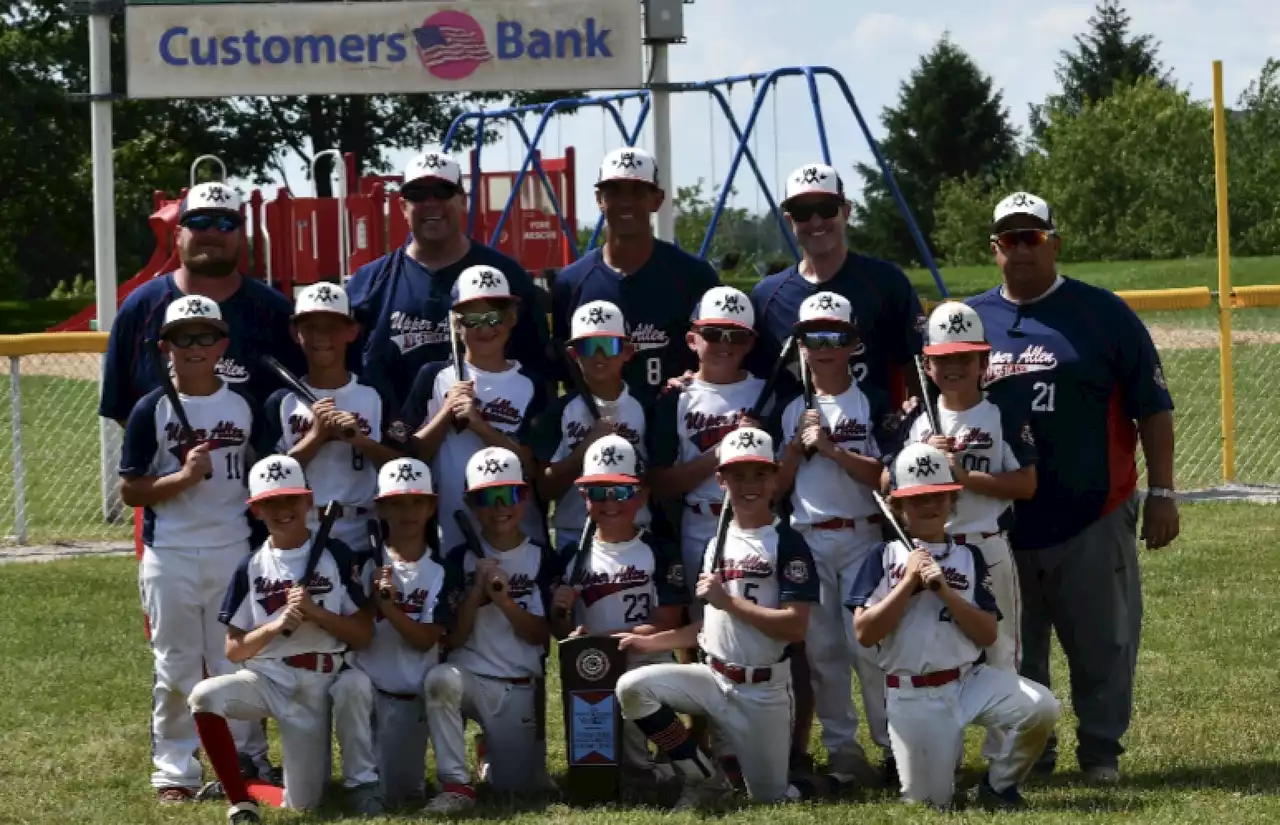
[558,634,627,802]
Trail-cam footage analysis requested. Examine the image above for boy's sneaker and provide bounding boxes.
[977,773,1026,810]
[227,801,261,824]
[424,785,477,815]
[827,749,880,788]
[157,786,194,805]
[1083,765,1121,785]
[348,782,385,816]
[672,772,735,812]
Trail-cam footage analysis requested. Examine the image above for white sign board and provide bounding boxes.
[125,0,642,98]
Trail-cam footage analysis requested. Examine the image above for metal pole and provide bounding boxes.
[1212,60,1236,483]
[89,11,121,522]
[10,357,26,545]
[650,43,675,242]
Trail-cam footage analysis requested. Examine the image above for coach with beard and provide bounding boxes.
[99,182,304,426]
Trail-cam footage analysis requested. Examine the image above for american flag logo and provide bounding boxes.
[413,24,493,69]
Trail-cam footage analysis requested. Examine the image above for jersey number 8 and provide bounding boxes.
[646,356,662,387]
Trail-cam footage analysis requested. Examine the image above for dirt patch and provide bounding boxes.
[11,353,100,381]
[1147,324,1280,350]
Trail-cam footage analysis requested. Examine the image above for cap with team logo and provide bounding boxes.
[890,442,963,498]
[247,455,311,504]
[692,285,755,331]
[160,295,229,336]
[179,182,243,221]
[453,265,516,308]
[570,300,628,340]
[294,282,352,319]
[992,191,1056,233]
[577,434,641,485]
[402,151,464,190]
[717,427,776,468]
[782,163,845,205]
[924,301,990,356]
[465,447,527,491]
[376,458,435,499]
[597,147,660,187]
[795,290,856,330]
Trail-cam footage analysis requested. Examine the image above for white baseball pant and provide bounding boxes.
[620,650,674,773]
[961,533,1021,760]
[424,664,540,792]
[886,664,1059,808]
[681,508,719,620]
[368,689,433,806]
[188,661,339,809]
[617,661,794,802]
[797,521,890,763]
[329,667,378,789]
[139,542,267,790]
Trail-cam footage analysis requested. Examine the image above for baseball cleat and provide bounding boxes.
[423,789,477,815]
[977,773,1026,810]
[672,773,736,812]
[156,786,195,805]
[227,801,261,824]
[1082,765,1120,785]
[347,782,385,816]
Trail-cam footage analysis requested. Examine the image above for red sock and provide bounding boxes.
[194,712,251,804]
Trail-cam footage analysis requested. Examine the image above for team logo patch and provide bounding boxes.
[203,184,231,204]
[386,420,409,441]
[477,456,509,477]
[393,463,422,483]
[583,305,612,326]
[784,558,809,584]
[730,430,760,450]
[1020,423,1035,446]
[1010,192,1032,208]
[667,563,685,587]
[421,153,447,170]
[1153,364,1168,390]
[261,460,291,483]
[914,313,928,335]
[595,445,621,466]
[178,297,210,317]
[908,455,940,478]
[816,293,839,312]
[473,269,500,290]
[614,151,639,170]
[313,284,338,303]
[575,648,611,682]
[715,293,746,315]
[800,165,826,185]
[942,312,970,335]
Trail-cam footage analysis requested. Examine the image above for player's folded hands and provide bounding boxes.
[904,548,931,586]
[551,585,579,612]
[182,442,214,479]
[288,584,319,617]
[697,573,730,608]
[274,605,304,634]
[926,434,954,452]
[374,567,396,602]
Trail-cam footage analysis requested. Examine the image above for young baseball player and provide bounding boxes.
[773,291,893,785]
[187,455,374,824]
[402,265,549,556]
[615,428,818,810]
[846,442,1059,810]
[533,300,650,552]
[259,282,409,554]
[421,446,557,812]
[118,295,269,803]
[549,435,687,781]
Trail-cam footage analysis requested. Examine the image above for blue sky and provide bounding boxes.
[244,0,1280,226]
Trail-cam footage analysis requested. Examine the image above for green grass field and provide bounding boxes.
[0,501,1277,824]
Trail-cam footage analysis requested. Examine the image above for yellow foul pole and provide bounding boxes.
[1212,60,1236,483]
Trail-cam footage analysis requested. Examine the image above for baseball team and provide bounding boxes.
[100,146,1180,823]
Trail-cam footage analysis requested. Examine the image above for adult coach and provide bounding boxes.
[969,191,1179,783]
[99,182,303,425]
[749,163,927,407]
[549,146,720,407]
[346,151,551,404]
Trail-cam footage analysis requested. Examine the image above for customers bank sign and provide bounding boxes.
[125,0,642,98]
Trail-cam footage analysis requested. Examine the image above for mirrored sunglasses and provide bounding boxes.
[800,331,854,350]
[402,182,461,202]
[992,229,1053,249]
[467,484,526,508]
[182,214,240,233]
[697,327,754,346]
[166,330,226,348]
[573,337,625,358]
[458,310,505,329]
[578,484,640,503]
[786,199,842,222]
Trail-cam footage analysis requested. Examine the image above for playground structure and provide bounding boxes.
[51,65,949,332]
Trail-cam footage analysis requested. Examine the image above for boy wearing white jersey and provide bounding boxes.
[549,436,687,780]
[422,447,557,811]
[119,296,269,804]
[188,455,373,825]
[402,266,549,556]
[847,443,1058,810]
[774,291,893,785]
[616,429,818,810]
[259,283,409,554]
[533,300,650,551]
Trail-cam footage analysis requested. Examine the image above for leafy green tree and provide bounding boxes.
[1228,60,1280,256]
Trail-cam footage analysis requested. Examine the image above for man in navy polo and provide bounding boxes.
[345,151,552,404]
[969,192,1180,784]
[748,163,927,409]
[99,182,303,426]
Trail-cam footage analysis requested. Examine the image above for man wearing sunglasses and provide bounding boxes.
[100,182,304,427]
[346,151,552,406]
[968,191,1179,785]
[747,164,927,410]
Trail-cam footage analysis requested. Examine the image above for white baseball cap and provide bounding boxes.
[247,455,311,504]
[570,300,627,340]
[577,434,641,485]
[179,182,243,220]
[160,295,229,336]
[692,286,755,331]
[403,151,463,189]
[465,447,527,491]
[782,163,844,205]
[890,443,963,498]
[796,291,855,329]
[376,458,435,499]
[717,427,776,468]
[597,147,660,187]
[453,265,515,308]
[924,301,990,356]
[294,282,351,319]
[992,191,1056,232]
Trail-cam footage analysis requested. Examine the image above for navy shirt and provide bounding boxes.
[550,242,720,407]
[748,253,926,406]
[345,241,552,407]
[968,277,1174,550]
[99,274,303,423]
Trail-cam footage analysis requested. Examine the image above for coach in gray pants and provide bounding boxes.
[966,192,1180,784]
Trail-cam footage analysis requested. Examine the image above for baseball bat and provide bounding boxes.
[798,350,819,459]
[454,510,504,593]
[285,500,341,636]
[367,518,390,600]
[259,355,357,440]
[872,491,940,592]
[449,316,470,432]
[702,502,734,604]
[914,355,940,436]
[555,519,595,621]
[146,339,212,480]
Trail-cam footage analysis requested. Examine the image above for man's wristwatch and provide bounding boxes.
[1147,486,1177,500]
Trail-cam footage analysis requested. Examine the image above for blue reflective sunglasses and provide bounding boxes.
[800,331,855,350]
[578,484,640,503]
[467,484,527,508]
[573,337,625,358]
[182,213,241,233]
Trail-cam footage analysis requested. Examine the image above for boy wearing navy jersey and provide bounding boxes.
[847,443,1059,810]
[119,296,265,803]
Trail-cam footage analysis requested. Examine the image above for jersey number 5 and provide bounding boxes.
[1031,381,1056,412]
[623,593,651,623]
